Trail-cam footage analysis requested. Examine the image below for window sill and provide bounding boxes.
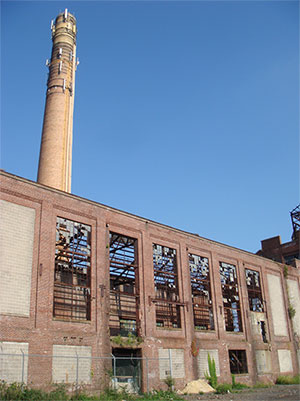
[52,317,91,324]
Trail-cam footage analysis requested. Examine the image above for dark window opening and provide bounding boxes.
[189,254,214,330]
[220,262,243,332]
[245,269,264,312]
[112,348,141,393]
[109,233,139,337]
[229,350,248,374]
[153,244,181,328]
[284,254,299,265]
[260,321,267,343]
[54,217,91,320]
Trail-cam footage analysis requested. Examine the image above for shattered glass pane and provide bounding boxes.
[245,269,264,312]
[109,233,139,336]
[54,217,91,320]
[219,262,243,332]
[189,254,214,330]
[153,244,181,328]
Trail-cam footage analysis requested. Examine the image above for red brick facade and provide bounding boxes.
[1,171,299,391]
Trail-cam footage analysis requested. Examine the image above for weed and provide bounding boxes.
[48,383,69,400]
[215,383,232,394]
[163,376,174,391]
[288,304,296,319]
[252,382,272,388]
[276,375,300,385]
[100,387,136,401]
[0,382,24,400]
[143,390,183,400]
[110,333,143,347]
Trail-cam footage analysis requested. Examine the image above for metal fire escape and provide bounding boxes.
[290,204,300,240]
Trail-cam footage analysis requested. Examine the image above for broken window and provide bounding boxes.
[189,254,214,330]
[228,350,248,374]
[245,269,264,312]
[153,244,181,328]
[219,262,242,332]
[54,217,91,320]
[109,233,139,336]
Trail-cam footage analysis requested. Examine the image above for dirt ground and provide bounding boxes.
[182,385,300,401]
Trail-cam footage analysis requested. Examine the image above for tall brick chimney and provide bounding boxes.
[37,9,78,192]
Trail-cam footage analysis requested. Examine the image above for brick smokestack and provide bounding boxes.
[37,9,78,192]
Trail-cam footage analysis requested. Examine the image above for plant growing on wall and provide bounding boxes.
[288,304,296,319]
[110,333,143,347]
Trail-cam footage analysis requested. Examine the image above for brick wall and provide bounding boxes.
[0,171,299,390]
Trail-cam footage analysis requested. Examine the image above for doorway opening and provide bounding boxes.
[111,348,142,393]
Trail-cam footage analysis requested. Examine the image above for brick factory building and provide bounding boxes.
[1,9,300,392]
[1,170,300,391]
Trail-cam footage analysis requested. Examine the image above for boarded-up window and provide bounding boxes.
[0,342,28,383]
[52,345,91,383]
[267,274,288,337]
[197,349,220,377]
[158,348,185,379]
[0,200,35,316]
[278,349,293,373]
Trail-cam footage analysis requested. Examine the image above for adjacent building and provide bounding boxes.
[257,205,300,266]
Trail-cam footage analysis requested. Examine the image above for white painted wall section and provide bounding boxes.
[158,348,185,379]
[0,342,29,383]
[0,200,35,316]
[267,274,288,337]
[52,345,92,384]
[255,350,271,374]
[278,349,293,373]
[197,349,220,377]
[287,279,300,336]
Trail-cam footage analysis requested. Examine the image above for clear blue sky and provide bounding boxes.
[1,0,299,253]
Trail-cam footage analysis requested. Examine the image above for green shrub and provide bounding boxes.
[70,393,99,401]
[204,354,218,389]
[276,375,300,385]
[47,383,69,400]
[100,387,137,401]
[0,382,24,400]
[231,376,248,390]
[22,387,45,400]
[215,383,232,394]
[233,382,248,390]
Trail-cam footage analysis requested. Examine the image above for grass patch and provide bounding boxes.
[252,382,272,389]
[215,383,232,394]
[0,382,184,401]
[142,390,183,400]
[276,375,300,385]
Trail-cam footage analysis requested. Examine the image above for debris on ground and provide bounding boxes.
[178,379,215,394]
